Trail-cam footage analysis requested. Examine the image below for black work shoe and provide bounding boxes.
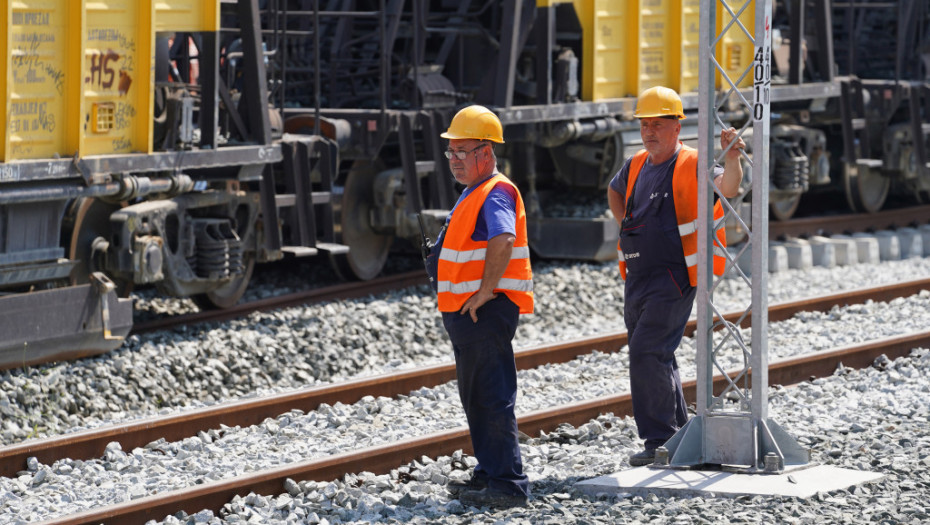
[447,475,488,495]
[458,487,528,509]
[629,448,657,466]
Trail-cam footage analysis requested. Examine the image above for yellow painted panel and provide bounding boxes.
[676,0,701,94]
[573,0,632,101]
[155,0,219,32]
[82,0,152,155]
[571,0,593,100]
[635,0,670,96]
[594,10,627,100]
[7,1,70,160]
[0,2,9,161]
[718,0,755,89]
[574,0,681,101]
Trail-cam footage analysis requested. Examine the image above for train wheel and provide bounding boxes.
[190,254,256,310]
[64,198,133,296]
[769,194,802,221]
[329,160,393,281]
[843,163,889,213]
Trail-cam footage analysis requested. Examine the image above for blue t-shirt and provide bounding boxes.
[448,174,517,241]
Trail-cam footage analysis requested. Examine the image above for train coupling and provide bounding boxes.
[90,272,127,342]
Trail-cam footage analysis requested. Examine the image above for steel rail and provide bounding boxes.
[130,205,930,337]
[9,204,926,372]
[0,271,430,372]
[130,207,930,336]
[3,204,927,374]
[6,278,930,479]
[36,328,930,525]
[768,205,930,239]
[131,270,429,335]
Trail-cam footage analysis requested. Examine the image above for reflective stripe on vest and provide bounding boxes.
[437,276,534,295]
[617,145,727,286]
[437,174,534,313]
[439,245,531,265]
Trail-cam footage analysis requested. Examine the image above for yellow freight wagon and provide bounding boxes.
[676,0,702,93]
[547,0,755,100]
[0,0,923,377]
[716,0,755,92]
[0,0,218,162]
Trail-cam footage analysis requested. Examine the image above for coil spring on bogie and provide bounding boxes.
[188,219,244,280]
[771,139,810,191]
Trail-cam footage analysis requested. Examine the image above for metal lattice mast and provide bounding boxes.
[657,0,809,473]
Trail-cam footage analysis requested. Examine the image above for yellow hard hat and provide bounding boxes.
[634,86,686,120]
[441,105,505,143]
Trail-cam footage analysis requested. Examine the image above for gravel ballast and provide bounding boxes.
[1,257,930,523]
[169,349,930,525]
[4,257,930,446]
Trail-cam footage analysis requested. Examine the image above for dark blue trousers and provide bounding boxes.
[624,269,696,450]
[442,295,528,497]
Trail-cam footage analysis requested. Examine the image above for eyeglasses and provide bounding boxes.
[444,144,487,160]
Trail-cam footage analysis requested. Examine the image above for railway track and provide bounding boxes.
[13,277,930,525]
[5,206,929,373]
[131,270,429,335]
[767,205,930,239]
[0,271,428,372]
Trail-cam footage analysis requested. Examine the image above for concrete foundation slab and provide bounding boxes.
[575,464,883,500]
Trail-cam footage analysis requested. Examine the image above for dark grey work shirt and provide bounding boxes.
[609,149,724,228]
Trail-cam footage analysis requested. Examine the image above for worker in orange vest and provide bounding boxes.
[425,105,533,508]
[607,86,744,466]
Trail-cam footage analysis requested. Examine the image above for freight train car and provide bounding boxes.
[0,0,927,367]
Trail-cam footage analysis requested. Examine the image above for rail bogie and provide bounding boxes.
[0,0,928,367]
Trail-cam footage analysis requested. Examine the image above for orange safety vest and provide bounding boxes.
[437,174,534,314]
[617,146,727,286]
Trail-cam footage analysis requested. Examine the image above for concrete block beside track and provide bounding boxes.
[873,231,901,261]
[831,235,860,266]
[720,227,923,278]
[724,246,741,279]
[839,234,880,264]
[808,236,839,267]
[733,243,788,276]
[895,227,924,259]
[779,239,813,270]
[919,224,930,256]
[768,243,789,273]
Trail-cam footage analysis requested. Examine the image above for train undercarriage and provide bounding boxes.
[0,0,928,366]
